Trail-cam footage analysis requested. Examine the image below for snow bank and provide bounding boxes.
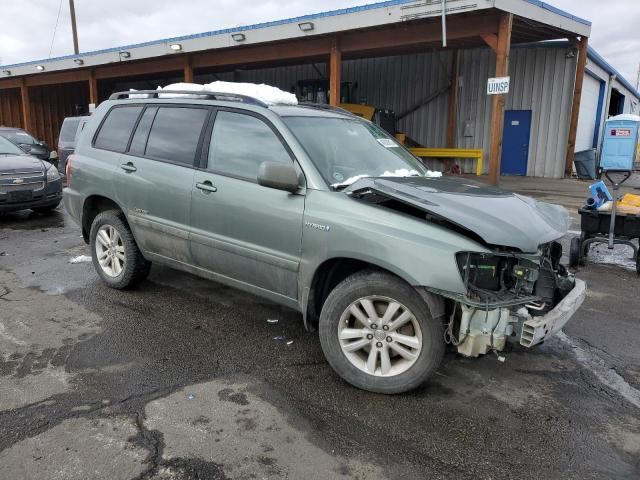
[155,81,298,105]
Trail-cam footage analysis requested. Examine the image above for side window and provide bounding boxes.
[128,107,158,156]
[94,106,143,152]
[208,111,291,181]
[144,107,208,166]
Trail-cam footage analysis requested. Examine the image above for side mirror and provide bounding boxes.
[257,161,300,193]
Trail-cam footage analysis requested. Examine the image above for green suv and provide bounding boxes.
[64,89,586,393]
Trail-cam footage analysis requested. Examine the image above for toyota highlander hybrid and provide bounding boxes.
[63,85,586,393]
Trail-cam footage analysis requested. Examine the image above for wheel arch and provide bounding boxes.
[81,195,126,243]
[303,256,444,331]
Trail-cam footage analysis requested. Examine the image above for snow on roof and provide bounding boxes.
[157,82,298,105]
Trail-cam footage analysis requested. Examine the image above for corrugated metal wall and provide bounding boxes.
[226,46,575,178]
[456,47,576,177]
[0,88,23,130]
[29,82,89,149]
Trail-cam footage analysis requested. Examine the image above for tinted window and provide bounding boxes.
[145,107,208,165]
[0,130,38,145]
[60,118,82,143]
[129,107,158,155]
[94,106,143,152]
[208,111,291,181]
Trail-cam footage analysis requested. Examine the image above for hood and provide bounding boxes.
[346,176,570,253]
[0,154,46,172]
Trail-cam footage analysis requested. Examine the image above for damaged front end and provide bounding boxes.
[345,175,587,357]
[432,244,586,357]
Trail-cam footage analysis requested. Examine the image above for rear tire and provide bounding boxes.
[319,270,444,394]
[89,210,151,289]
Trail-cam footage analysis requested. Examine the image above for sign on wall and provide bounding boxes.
[487,76,510,95]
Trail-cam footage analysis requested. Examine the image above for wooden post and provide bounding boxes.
[88,70,98,106]
[329,38,341,106]
[183,56,194,83]
[446,49,459,149]
[564,36,589,176]
[20,79,32,133]
[487,12,513,185]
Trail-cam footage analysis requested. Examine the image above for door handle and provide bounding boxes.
[121,162,137,173]
[196,181,217,193]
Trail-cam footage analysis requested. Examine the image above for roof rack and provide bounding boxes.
[108,90,269,108]
[298,102,356,116]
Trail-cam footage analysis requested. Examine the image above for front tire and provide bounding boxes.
[319,270,444,394]
[89,210,151,289]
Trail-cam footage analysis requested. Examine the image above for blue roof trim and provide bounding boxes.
[587,46,640,99]
[1,0,417,69]
[521,0,591,26]
[2,0,593,70]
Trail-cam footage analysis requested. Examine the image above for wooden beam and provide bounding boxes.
[341,14,498,54]
[95,57,183,80]
[88,70,98,105]
[487,12,513,185]
[329,38,341,106]
[446,49,459,149]
[20,79,32,133]
[192,37,331,69]
[183,56,193,83]
[480,34,498,53]
[25,70,91,87]
[564,36,589,176]
[0,78,22,90]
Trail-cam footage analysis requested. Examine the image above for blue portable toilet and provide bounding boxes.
[599,114,640,171]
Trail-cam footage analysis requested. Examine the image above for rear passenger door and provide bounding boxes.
[112,104,210,264]
[189,109,305,303]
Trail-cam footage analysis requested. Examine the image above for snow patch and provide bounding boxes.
[155,81,298,105]
[69,255,92,264]
[332,168,442,188]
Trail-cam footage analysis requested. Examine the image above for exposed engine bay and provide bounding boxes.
[346,175,587,357]
[436,243,579,357]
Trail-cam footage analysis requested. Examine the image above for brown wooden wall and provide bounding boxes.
[29,82,89,149]
[0,88,24,129]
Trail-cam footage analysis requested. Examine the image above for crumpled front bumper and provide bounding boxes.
[519,278,587,347]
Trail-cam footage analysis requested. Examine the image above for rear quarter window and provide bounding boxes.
[60,118,81,143]
[93,106,143,152]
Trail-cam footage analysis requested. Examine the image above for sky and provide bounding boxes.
[1,0,638,87]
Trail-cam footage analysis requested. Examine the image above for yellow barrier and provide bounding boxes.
[409,148,484,176]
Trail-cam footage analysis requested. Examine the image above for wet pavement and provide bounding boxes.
[0,206,639,480]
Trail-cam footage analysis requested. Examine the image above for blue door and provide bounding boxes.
[501,110,532,176]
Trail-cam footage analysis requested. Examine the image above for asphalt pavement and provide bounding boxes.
[0,204,639,480]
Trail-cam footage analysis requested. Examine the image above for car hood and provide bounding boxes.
[0,154,46,172]
[345,176,570,253]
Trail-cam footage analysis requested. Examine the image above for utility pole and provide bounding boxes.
[69,0,79,55]
[636,62,640,91]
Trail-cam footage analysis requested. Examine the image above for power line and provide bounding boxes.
[48,0,64,58]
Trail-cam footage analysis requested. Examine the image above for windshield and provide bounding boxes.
[0,135,27,155]
[0,130,38,146]
[283,116,430,188]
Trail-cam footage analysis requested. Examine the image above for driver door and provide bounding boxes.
[190,109,305,303]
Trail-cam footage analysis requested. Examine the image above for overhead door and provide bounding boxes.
[575,73,604,151]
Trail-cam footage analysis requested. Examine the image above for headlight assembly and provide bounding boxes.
[46,165,61,181]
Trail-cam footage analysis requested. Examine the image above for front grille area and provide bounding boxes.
[0,170,45,195]
[0,182,45,193]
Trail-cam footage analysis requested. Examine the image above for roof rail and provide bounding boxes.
[298,102,355,116]
[108,90,269,108]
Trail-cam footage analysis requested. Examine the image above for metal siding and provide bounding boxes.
[455,46,575,178]
[0,88,23,129]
